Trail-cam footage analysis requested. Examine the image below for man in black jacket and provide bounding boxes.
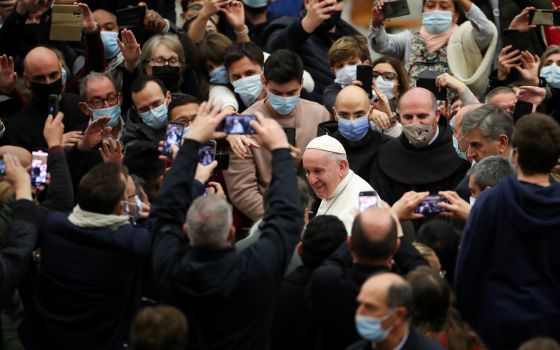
[151,103,304,350]
[262,0,360,103]
[307,207,427,350]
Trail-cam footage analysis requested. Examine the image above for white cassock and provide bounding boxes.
[316,169,381,234]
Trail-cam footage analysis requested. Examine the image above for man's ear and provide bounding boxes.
[340,158,349,173]
[182,223,189,237]
[332,107,338,120]
[24,74,31,90]
[227,225,236,246]
[497,134,509,153]
[296,241,303,257]
[394,306,407,325]
[165,90,172,105]
[393,237,401,255]
[180,12,187,21]
[79,102,91,117]
[347,235,353,252]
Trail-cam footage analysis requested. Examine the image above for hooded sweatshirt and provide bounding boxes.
[456,176,560,349]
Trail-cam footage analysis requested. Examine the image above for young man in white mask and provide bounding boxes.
[223,49,330,221]
[371,87,470,205]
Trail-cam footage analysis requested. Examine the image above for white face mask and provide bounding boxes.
[402,122,437,147]
[375,75,395,100]
[334,65,357,86]
[469,196,476,206]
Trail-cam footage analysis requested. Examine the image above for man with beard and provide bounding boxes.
[262,0,360,103]
[371,87,470,205]
[0,47,89,151]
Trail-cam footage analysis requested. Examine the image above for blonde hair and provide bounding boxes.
[327,35,370,67]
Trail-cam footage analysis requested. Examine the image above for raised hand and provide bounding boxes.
[62,131,84,149]
[370,0,386,27]
[4,154,32,200]
[139,2,167,32]
[76,116,112,151]
[43,112,65,148]
[200,0,230,20]
[222,0,245,32]
[0,55,16,96]
[302,0,340,33]
[226,134,259,159]
[118,29,141,72]
[515,51,540,85]
[517,86,546,106]
[187,100,227,143]
[98,138,123,163]
[437,191,470,222]
[78,3,98,33]
[436,73,467,94]
[390,191,429,220]
[194,160,218,183]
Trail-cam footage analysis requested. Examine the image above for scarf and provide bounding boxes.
[419,24,459,53]
[68,205,130,231]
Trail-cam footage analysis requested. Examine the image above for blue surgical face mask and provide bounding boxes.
[242,0,268,8]
[232,74,264,107]
[540,64,560,89]
[375,76,395,100]
[61,66,68,86]
[422,10,453,34]
[139,103,168,130]
[338,115,370,141]
[355,311,394,343]
[100,31,120,60]
[268,92,299,115]
[132,194,143,222]
[335,65,357,86]
[452,136,468,160]
[90,104,122,128]
[209,65,229,85]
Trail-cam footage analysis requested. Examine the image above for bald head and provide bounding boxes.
[336,85,370,109]
[362,273,408,297]
[24,47,60,75]
[350,207,398,262]
[0,146,32,168]
[398,87,437,112]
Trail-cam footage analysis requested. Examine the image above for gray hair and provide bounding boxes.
[140,34,186,74]
[484,86,515,104]
[79,71,118,101]
[386,280,413,316]
[461,104,513,141]
[467,155,515,190]
[186,194,233,249]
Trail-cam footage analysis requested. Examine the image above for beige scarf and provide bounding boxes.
[68,205,130,231]
[419,24,459,52]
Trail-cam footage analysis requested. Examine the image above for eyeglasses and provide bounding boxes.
[149,56,181,67]
[137,98,165,114]
[86,93,120,109]
[372,71,397,81]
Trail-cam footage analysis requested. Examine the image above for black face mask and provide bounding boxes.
[152,66,181,92]
[316,10,342,33]
[31,78,63,105]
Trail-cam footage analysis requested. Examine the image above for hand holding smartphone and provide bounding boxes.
[417,70,447,101]
[381,0,410,19]
[356,65,374,98]
[198,140,217,166]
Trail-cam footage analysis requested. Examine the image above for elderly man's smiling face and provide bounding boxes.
[303,149,348,199]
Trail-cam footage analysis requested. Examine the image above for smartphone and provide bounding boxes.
[117,6,147,29]
[198,140,217,166]
[0,159,5,176]
[163,122,184,157]
[215,151,229,170]
[48,94,59,116]
[283,127,296,146]
[359,191,379,212]
[217,115,256,134]
[415,195,447,215]
[50,5,83,41]
[513,101,533,122]
[417,70,447,101]
[501,29,532,56]
[356,65,373,98]
[31,151,48,186]
[382,0,410,19]
[529,9,560,26]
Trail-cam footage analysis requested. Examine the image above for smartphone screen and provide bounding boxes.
[163,122,184,157]
[415,195,447,215]
[31,151,48,186]
[117,6,147,29]
[283,127,296,146]
[218,115,257,134]
[356,65,373,97]
[48,94,59,116]
[529,9,559,25]
[382,0,410,19]
[0,159,5,176]
[198,140,217,166]
[359,191,378,212]
[513,101,533,123]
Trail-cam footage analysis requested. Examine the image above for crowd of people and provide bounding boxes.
[0,0,559,349]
